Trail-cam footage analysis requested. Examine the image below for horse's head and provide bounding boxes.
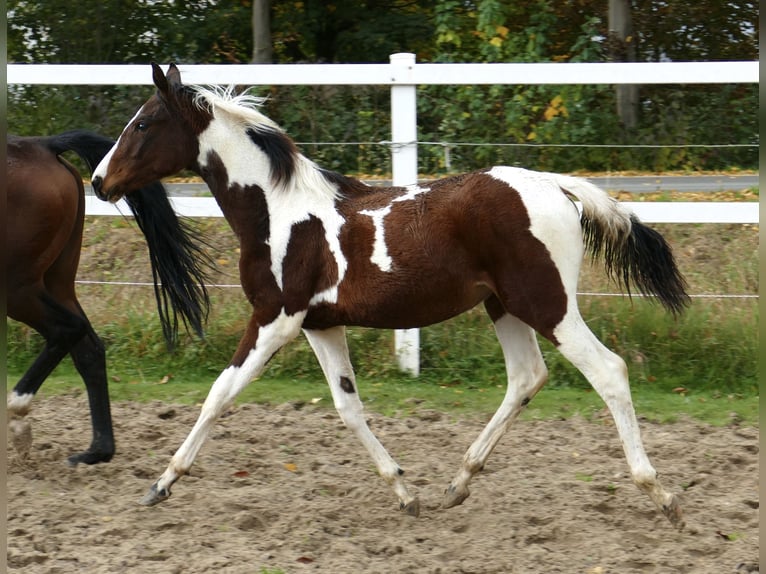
[93,63,209,202]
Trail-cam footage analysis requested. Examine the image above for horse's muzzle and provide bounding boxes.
[91,175,105,199]
[91,176,122,203]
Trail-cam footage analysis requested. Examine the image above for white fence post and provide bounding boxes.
[389,52,420,376]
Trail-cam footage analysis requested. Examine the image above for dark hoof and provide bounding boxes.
[140,482,171,506]
[67,450,114,467]
[663,495,685,531]
[399,498,420,517]
[443,484,470,509]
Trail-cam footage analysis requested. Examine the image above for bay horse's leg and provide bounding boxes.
[8,336,71,460]
[140,310,304,506]
[443,298,548,509]
[303,326,420,516]
[67,319,114,465]
[8,291,114,464]
[553,307,684,530]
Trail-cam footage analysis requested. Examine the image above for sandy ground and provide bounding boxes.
[6,393,759,574]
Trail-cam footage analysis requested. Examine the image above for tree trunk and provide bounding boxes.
[252,0,272,63]
[608,0,638,129]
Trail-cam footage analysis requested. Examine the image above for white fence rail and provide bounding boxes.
[8,60,758,85]
[10,56,759,375]
[86,195,758,224]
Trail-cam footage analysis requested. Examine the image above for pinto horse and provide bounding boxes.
[6,129,211,465]
[92,63,689,528]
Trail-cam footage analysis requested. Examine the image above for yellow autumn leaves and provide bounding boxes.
[488,25,509,48]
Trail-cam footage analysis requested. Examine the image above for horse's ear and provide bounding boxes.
[166,63,183,88]
[151,62,169,95]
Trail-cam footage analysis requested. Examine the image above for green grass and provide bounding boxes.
[7,294,758,427]
[7,361,758,427]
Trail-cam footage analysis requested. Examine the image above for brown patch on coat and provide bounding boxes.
[282,215,339,316]
[306,171,568,341]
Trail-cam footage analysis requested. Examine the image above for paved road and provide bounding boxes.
[160,174,758,196]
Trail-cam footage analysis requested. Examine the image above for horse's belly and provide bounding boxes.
[303,281,492,330]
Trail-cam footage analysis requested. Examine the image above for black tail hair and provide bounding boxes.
[45,129,212,347]
[583,213,690,316]
[123,189,212,346]
[46,129,118,172]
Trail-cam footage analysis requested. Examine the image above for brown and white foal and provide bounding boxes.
[92,63,689,528]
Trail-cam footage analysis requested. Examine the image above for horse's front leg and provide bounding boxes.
[303,327,420,516]
[140,310,304,506]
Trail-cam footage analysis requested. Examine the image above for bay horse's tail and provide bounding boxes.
[554,174,690,315]
[44,129,212,347]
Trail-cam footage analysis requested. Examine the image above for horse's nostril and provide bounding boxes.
[91,176,103,197]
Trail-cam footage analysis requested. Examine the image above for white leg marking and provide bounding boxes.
[8,392,35,457]
[7,391,34,416]
[303,326,419,514]
[554,307,683,527]
[152,311,304,494]
[445,314,547,507]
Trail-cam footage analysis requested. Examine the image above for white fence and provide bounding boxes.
[9,55,759,375]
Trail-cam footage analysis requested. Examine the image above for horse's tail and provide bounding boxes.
[553,174,690,316]
[45,130,118,173]
[44,130,213,347]
[123,189,213,346]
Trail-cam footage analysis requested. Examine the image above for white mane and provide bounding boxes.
[191,85,340,201]
[192,85,279,132]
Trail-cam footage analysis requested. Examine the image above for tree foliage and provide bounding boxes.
[7,0,758,173]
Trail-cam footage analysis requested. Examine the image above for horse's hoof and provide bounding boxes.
[442,484,470,509]
[140,482,171,506]
[663,495,685,530]
[400,498,420,517]
[67,450,114,467]
[9,419,32,459]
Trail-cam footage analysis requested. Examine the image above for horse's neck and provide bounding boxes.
[198,158,341,249]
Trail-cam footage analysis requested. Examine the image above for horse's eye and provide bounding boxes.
[136,120,148,132]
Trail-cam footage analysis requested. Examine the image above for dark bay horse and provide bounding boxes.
[6,129,211,465]
[92,63,689,528]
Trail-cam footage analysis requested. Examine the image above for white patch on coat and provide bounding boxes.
[360,205,394,272]
[487,166,583,281]
[197,116,347,306]
[359,184,431,272]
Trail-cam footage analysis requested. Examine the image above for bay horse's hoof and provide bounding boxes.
[9,419,32,459]
[140,482,171,506]
[400,498,420,517]
[663,494,685,530]
[67,449,114,467]
[442,484,470,509]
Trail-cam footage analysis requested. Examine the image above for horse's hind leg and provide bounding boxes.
[8,291,113,464]
[8,289,77,459]
[553,308,684,529]
[8,337,71,459]
[304,326,420,516]
[68,318,114,465]
[444,298,548,509]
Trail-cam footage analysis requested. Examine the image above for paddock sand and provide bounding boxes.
[7,393,759,573]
